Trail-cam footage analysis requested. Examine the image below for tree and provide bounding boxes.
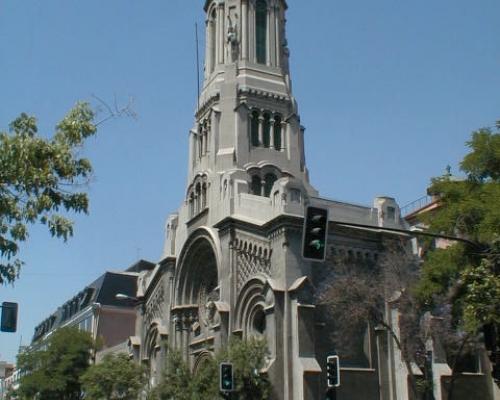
[415,124,500,392]
[318,239,428,399]
[222,337,270,400]
[417,126,500,322]
[0,103,97,284]
[81,353,147,400]
[16,326,95,400]
[151,338,270,399]
[150,349,193,400]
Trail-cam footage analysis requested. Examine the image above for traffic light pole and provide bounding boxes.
[325,387,337,400]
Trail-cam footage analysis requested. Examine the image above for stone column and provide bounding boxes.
[181,314,189,362]
[174,315,182,349]
[258,114,264,145]
[241,0,248,60]
[281,120,287,152]
[214,9,219,68]
[266,4,271,66]
[250,6,255,63]
[203,124,208,155]
[269,117,275,149]
[275,6,281,67]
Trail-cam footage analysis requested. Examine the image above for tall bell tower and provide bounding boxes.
[186,0,316,212]
[157,2,323,399]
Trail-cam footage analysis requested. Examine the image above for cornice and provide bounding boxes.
[214,214,303,237]
[238,86,290,103]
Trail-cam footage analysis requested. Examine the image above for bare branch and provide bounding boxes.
[91,94,138,127]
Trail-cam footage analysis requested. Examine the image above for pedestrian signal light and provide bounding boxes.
[220,362,234,392]
[326,355,340,388]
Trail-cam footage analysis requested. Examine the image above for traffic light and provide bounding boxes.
[1,302,18,333]
[326,355,340,388]
[302,206,329,261]
[220,362,234,392]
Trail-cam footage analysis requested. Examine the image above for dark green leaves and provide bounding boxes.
[0,102,97,284]
[151,339,270,400]
[461,129,500,182]
[81,353,147,400]
[16,327,95,400]
[418,126,500,332]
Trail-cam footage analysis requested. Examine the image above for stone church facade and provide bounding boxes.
[129,1,496,399]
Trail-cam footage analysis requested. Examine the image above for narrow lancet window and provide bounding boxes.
[256,0,267,64]
[251,110,260,146]
[264,173,277,197]
[202,183,207,209]
[251,175,262,196]
[274,115,282,150]
[208,9,217,73]
[263,113,271,147]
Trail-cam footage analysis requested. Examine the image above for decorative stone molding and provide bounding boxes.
[172,305,199,331]
[289,276,315,305]
[239,86,289,103]
[144,283,165,329]
[232,237,272,291]
[327,245,379,264]
[234,277,270,337]
[195,92,221,119]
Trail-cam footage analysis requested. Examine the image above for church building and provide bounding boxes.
[130,1,449,399]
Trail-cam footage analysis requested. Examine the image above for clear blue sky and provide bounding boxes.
[1,1,499,363]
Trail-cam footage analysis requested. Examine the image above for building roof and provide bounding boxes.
[31,262,152,343]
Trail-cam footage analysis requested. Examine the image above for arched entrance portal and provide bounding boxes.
[173,232,219,365]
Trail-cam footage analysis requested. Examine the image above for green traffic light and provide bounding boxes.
[302,206,329,261]
[309,239,324,250]
[220,362,233,391]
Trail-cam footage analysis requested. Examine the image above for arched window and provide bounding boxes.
[273,115,282,150]
[251,175,262,196]
[252,307,266,335]
[251,110,259,146]
[190,191,195,216]
[262,113,271,148]
[255,0,267,64]
[195,183,201,213]
[264,173,277,197]
[198,126,203,158]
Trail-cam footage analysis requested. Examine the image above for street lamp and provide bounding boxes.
[115,293,139,302]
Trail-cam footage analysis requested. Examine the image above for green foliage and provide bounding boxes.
[415,244,467,304]
[460,129,500,182]
[0,102,97,284]
[16,326,95,400]
[151,338,270,399]
[461,249,500,332]
[151,350,192,400]
[417,126,500,332]
[223,337,270,399]
[81,353,147,400]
